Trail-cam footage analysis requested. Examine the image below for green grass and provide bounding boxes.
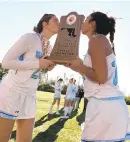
[10,91,85,142]
[9,91,130,142]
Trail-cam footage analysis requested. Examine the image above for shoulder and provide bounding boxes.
[19,33,39,43]
[89,34,109,53]
[22,33,39,40]
[89,34,108,46]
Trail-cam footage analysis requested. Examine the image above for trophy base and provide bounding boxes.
[50,60,69,65]
[46,56,78,65]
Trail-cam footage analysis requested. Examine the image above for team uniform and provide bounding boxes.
[54,82,62,99]
[49,81,63,115]
[81,52,130,142]
[66,83,78,101]
[0,33,51,120]
[62,83,78,118]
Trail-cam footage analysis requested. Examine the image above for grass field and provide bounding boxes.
[10,91,85,142]
[9,91,130,142]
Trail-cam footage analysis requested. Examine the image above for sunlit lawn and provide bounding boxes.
[9,91,130,142]
[10,91,85,142]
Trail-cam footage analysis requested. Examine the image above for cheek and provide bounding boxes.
[82,23,87,32]
[51,23,59,31]
[85,23,90,31]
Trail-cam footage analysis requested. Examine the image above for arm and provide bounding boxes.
[80,36,108,84]
[65,84,70,96]
[76,86,78,93]
[2,33,39,70]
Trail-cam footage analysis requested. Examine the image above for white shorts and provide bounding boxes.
[65,95,76,101]
[54,94,61,99]
[0,77,39,120]
[81,96,130,141]
[54,91,61,99]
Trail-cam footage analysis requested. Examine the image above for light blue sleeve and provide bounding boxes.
[2,33,39,70]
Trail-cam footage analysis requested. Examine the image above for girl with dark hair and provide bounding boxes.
[0,14,59,142]
[49,78,63,115]
[65,12,130,141]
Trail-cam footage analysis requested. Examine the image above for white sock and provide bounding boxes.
[68,107,71,114]
[64,107,69,116]
[68,106,73,114]
[56,105,59,113]
[49,105,54,114]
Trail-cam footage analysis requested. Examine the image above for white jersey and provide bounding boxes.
[2,33,51,83]
[66,83,78,100]
[0,33,51,119]
[54,82,62,98]
[81,52,130,141]
[83,53,124,99]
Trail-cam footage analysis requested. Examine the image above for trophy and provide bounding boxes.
[47,12,85,64]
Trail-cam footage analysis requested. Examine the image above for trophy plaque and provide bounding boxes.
[48,12,85,64]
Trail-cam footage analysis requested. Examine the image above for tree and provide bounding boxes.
[0,63,8,80]
[48,79,55,86]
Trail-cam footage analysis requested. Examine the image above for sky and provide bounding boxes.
[0,0,130,94]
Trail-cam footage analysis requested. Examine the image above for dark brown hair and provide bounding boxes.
[90,12,116,54]
[34,14,55,34]
[58,78,63,82]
